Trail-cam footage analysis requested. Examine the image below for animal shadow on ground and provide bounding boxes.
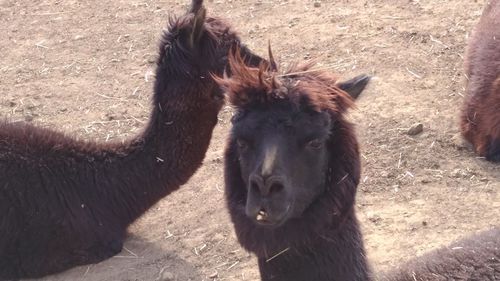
[26,234,201,281]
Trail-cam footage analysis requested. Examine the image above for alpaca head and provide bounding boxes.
[154,1,262,110]
[158,1,261,80]
[217,49,370,228]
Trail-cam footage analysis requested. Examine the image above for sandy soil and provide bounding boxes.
[1,0,499,280]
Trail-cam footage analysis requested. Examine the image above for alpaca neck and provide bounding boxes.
[101,81,220,226]
[257,212,372,281]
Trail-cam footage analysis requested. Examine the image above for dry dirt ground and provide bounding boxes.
[1,0,499,280]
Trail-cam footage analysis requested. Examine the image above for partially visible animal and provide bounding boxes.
[217,48,373,281]
[382,227,500,281]
[0,0,262,279]
[460,0,500,162]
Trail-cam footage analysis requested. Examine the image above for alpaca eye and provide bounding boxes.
[306,139,323,149]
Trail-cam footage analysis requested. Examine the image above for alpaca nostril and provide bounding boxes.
[250,180,261,194]
[269,182,284,195]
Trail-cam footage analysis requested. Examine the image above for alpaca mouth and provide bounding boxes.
[254,205,291,227]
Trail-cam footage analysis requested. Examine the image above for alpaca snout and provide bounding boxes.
[245,175,291,227]
[248,174,286,197]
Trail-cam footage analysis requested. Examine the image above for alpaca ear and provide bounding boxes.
[187,3,206,50]
[267,41,278,72]
[190,0,204,14]
[336,75,371,100]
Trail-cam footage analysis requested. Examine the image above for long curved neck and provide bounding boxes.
[97,80,220,226]
[257,212,372,281]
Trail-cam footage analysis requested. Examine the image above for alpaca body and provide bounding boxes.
[0,102,216,278]
[0,0,262,278]
[460,0,500,161]
[383,227,500,281]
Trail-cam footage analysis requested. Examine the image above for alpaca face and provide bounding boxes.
[231,105,331,227]
[219,46,371,229]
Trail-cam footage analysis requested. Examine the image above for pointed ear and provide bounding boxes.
[190,0,204,14]
[178,1,207,50]
[336,74,371,100]
[267,41,278,72]
[187,6,206,50]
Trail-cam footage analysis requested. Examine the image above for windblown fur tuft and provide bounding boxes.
[216,49,355,116]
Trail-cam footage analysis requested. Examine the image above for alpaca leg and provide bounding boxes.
[486,138,500,162]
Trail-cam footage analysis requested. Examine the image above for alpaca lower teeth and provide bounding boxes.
[256,210,267,221]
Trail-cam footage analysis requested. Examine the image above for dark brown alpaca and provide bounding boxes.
[460,0,500,162]
[382,227,500,281]
[218,50,500,281]
[217,49,372,281]
[0,1,262,279]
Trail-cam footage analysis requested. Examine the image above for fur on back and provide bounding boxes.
[460,0,500,161]
[382,227,500,281]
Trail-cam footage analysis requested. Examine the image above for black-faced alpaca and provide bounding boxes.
[460,0,500,162]
[382,227,500,281]
[0,1,262,279]
[216,50,373,281]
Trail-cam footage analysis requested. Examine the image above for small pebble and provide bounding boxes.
[407,123,423,135]
[24,114,34,122]
[451,168,469,178]
[451,133,469,149]
[366,212,382,224]
[314,1,321,7]
[159,271,175,281]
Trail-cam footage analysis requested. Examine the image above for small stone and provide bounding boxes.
[367,212,382,224]
[159,271,175,281]
[208,271,218,279]
[421,178,431,184]
[105,113,116,121]
[74,35,85,40]
[313,1,321,7]
[451,133,469,149]
[407,123,423,135]
[451,168,468,178]
[24,114,34,122]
